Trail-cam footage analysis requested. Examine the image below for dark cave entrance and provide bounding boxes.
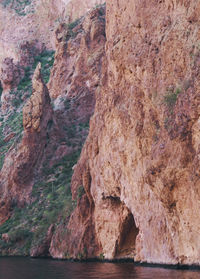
[115,211,139,258]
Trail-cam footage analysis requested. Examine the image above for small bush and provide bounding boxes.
[33,50,55,83]
[1,0,33,16]
[99,253,105,260]
[64,99,71,110]
[163,87,181,110]
[65,18,83,40]
[0,83,3,96]
[77,185,85,199]
[68,19,80,30]
[8,229,32,243]
[17,66,32,91]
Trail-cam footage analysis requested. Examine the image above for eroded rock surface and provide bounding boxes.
[1,0,200,266]
[64,0,200,265]
[48,6,106,259]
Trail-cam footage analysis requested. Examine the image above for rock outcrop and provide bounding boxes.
[0,57,24,113]
[0,63,53,224]
[0,58,22,91]
[58,0,200,265]
[48,6,105,102]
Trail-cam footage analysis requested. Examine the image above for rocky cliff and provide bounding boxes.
[56,0,200,265]
[0,0,200,267]
[0,3,106,257]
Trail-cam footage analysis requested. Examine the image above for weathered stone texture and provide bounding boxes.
[49,6,106,259]
[67,0,200,265]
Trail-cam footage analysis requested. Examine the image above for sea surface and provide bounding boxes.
[0,257,200,279]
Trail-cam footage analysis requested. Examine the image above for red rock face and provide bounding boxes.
[48,7,105,100]
[49,6,106,259]
[0,42,43,114]
[64,0,200,265]
[0,57,24,113]
[64,0,105,22]
[1,0,200,266]
[0,58,22,91]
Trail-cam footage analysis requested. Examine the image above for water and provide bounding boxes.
[0,258,200,279]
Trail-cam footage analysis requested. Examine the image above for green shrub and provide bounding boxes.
[68,19,80,30]
[77,185,85,199]
[0,83,3,96]
[163,87,181,110]
[8,229,32,243]
[1,0,33,16]
[64,99,71,110]
[99,253,105,260]
[17,66,32,91]
[33,50,55,83]
[65,17,83,40]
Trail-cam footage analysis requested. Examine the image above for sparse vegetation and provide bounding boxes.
[163,87,181,110]
[17,66,32,92]
[0,8,92,256]
[0,111,23,170]
[65,17,83,41]
[33,50,55,84]
[68,18,81,31]
[152,120,160,142]
[163,87,181,132]
[0,83,3,97]
[0,150,81,255]
[0,49,55,171]
[1,0,34,16]
[95,2,106,16]
[77,247,87,260]
[95,2,106,9]
[77,185,85,199]
[99,253,105,260]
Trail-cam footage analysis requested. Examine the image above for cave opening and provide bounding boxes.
[115,211,139,259]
